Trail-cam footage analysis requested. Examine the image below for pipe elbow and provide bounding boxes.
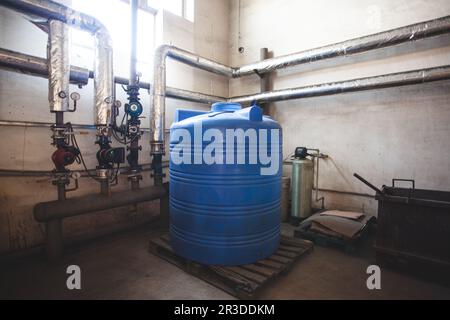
[94,27,113,49]
[154,44,172,62]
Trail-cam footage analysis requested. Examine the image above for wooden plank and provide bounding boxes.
[281,236,313,249]
[241,264,278,277]
[279,244,305,253]
[256,259,285,270]
[209,266,258,292]
[275,249,298,259]
[160,233,170,243]
[149,232,314,300]
[150,237,172,252]
[225,266,267,284]
[268,254,291,264]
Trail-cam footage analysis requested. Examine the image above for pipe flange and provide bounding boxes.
[51,171,70,185]
[127,173,143,181]
[96,168,110,180]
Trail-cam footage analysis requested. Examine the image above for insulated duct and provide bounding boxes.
[150,45,233,154]
[1,0,114,127]
[149,15,450,157]
[0,47,90,85]
[229,65,450,104]
[233,15,450,77]
[48,19,70,112]
[0,48,226,105]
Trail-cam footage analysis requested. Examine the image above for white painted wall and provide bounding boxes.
[229,0,450,214]
[0,0,229,255]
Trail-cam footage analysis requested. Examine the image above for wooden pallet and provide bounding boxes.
[148,232,313,299]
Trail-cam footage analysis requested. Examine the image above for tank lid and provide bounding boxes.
[211,102,242,112]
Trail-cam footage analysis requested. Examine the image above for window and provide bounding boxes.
[148,0,194,22]
[71,0,156,82]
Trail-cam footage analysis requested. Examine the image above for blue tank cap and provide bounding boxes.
[211,102,242,112]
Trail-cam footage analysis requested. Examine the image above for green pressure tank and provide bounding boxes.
[291,159,314,219]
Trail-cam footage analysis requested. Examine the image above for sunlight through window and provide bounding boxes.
[71,0,155,82]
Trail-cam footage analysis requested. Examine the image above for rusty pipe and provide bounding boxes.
[34,186,167,222]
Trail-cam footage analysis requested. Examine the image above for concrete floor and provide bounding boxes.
[1,224,450,300]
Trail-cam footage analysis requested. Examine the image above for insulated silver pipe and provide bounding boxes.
[0,48,226,105]
[233,15,450,77]
[150,44,233,154]
[1,0,114,127]
[229,65,450,104]
[149,15,450,156]
[0,47,90,85]
[48,19,70,112]
[129,0,138,86]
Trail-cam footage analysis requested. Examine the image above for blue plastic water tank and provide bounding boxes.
[169,102,282,265]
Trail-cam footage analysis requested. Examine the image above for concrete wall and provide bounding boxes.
[229,0,450,214]
[0,0,229,255]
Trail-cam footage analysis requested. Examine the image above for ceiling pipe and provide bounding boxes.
[229,65,450,104]
[149,15,450,161]
[0,0,114,128]
[233,15,450,77]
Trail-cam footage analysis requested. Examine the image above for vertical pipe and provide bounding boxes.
[100,179,110,195]
[129,0,138,86]
[93,31,114,126]
[55,112,64,126]
[46,182,65,261]
[259,48,270,94]
[47,20,68,261]
[131,179,140,190]
[159,182,170,228]
[48,19,70,112]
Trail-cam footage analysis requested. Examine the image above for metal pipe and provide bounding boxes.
[114,75,226,103]
[0,48,90,85]
[34,186,167,222]
[0,162,169,177]
[314,187,375,199]
[150,44,233,154]
[100,179,110,196]
[0,0,114,127]
[233,15,450,77]
[259,48,270,93]
[229,65,450,104]
[0,48,226,104]
[149,15,450,159]
[129,0,138,86]
[259,47,270,109]
[48,19,70,112]
[46,180,66,261]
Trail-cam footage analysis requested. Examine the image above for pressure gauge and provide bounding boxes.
[70,92,81,101]
[114,100,122,108]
